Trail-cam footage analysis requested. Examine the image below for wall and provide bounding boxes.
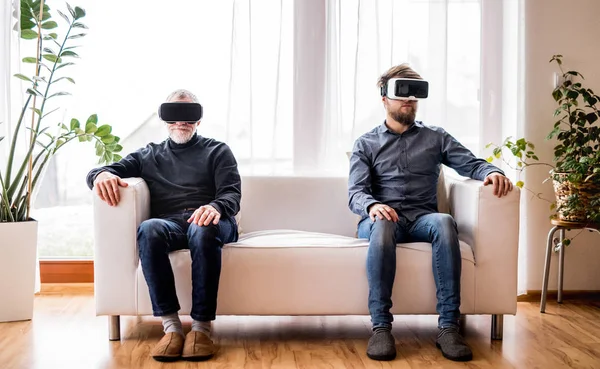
[524,0,600,291]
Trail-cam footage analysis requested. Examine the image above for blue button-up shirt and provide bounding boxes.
[348,121,503,221]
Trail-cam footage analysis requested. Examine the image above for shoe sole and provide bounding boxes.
[366,352,397,361]
[435,342,473,362]
[182,354,214,362]
[152,355,181,362]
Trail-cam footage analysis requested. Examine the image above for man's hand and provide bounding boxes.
[368,203,399,222]
[483,172,513,198]
[93,171,128,206]
[188,205,221,226]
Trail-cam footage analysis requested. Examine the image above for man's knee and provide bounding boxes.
[188,223,220,251]
[137,219,168,240]
[369,219,397,248]
[431,214,457,233]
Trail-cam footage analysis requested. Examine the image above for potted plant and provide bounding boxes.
[486,55,600,244]
[0,0,121,322]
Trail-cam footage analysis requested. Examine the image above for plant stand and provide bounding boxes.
[540,218,600,313]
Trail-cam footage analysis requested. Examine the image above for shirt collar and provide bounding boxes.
[378,120,421,135]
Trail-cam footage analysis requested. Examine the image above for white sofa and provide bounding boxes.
[93,170,520,341]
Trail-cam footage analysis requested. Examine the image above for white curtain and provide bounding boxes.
[0,0,23,165]
[320,0,482,171]
[24,0,525,265]
[1,0,41,293]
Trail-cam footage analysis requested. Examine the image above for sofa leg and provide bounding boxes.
[491,314,503,340]
[109,315,121,341]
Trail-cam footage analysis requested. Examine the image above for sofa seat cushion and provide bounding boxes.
[135,229,476,316]
[227,230,474,264]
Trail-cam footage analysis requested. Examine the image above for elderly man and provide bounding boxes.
[348,64,513,362]
[86,89,241,362]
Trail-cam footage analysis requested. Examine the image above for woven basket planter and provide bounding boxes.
[553,173,600,222]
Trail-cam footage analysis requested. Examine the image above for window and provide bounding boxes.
[24,0,487,258]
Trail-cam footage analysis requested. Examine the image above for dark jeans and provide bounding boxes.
[137,209,238,321]
[357,213,462,329]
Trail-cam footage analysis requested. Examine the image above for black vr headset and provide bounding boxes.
[158,102,203,123]
[380,78,429,100]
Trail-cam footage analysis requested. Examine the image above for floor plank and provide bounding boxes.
[1,292,599,369]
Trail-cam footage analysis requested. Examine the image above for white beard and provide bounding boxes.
[169,128,195,144]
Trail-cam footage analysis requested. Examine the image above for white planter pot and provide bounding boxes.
[0,220,38,322]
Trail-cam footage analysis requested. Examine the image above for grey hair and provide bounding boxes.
[165,89,199,103]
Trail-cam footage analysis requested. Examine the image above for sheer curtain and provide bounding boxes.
[320,0,482,173]
[23,0,526,262]
[1,0,41,292]
[0,0,23,165]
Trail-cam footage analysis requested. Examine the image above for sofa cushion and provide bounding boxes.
[134,229,476,316]
[227,230,474,263]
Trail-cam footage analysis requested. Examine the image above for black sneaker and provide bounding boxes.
[435,326,473,361]
[366,328,396,361]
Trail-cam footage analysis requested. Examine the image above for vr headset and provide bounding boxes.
[158,102,203,123]
[380,78,429,100]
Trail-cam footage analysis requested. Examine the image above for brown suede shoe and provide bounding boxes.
[182,331,217,361]
[150,332,184,362]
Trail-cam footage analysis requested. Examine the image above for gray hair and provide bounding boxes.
[165,89,199,103]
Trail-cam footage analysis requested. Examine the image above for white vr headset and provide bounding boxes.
[381,78,429,100]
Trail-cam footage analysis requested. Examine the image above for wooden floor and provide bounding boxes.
[1,286,600,369]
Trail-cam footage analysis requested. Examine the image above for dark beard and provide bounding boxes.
[391,110,416,126]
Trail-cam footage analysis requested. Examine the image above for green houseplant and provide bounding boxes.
[486,55,600,234]
[1,0,122,222]
[0,0,121,322]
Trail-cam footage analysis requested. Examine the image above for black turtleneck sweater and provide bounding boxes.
[86,133,241,219]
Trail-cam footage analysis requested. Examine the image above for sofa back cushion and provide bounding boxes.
[239,176,358,237]
[239,170,449,237]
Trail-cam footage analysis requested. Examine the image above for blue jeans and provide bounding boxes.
[137,210,238,321]
[357,213,461,329]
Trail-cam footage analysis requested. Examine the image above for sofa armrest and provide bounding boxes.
[93,177,150,315]
[446,173,520,314]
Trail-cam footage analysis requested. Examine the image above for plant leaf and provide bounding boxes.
[85,122,97,134]
[26,88,43,97]
[72,22,88,29]
[20,19,36,30]
[22,56,37,63]
[56,9,70,23]
[95,124,111,137]
[48,91,71,99]
[86,114,98,124]
[66,3,76,18]
[13,73,33,82]
[101,134,115,144]
[42,107,60,118]
[516,181,524,188]
[70,118,80,130]
[60,50,79,58]
[55,62,75,70]
[42,54,61,63]
[68,33,86,39]
[74,6,86,19]
[20,29,38,39]
[41,20,57,29]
